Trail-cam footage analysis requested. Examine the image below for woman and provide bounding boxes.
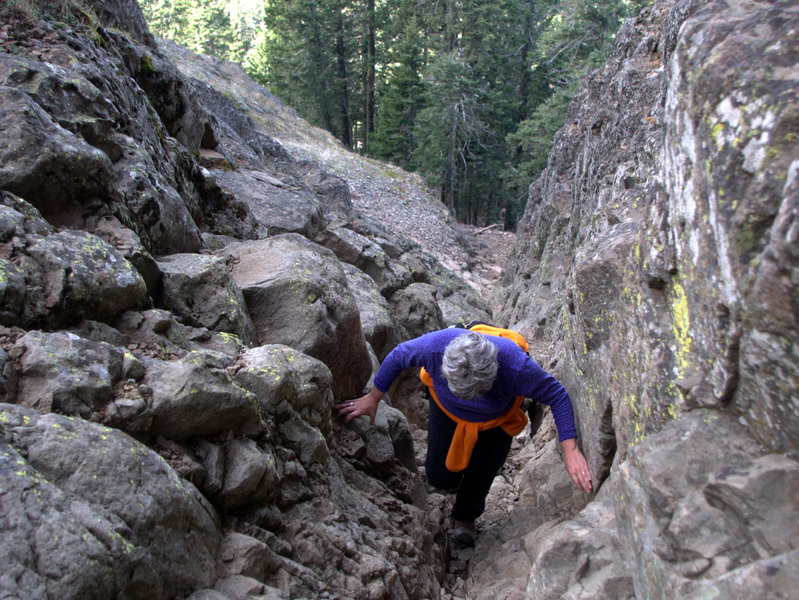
[336,327,592,546]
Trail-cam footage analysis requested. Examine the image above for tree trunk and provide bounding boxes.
[517,0,537,117]
[364,0,376,150]
[336,11,353,148]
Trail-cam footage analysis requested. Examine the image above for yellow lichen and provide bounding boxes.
[671,281,692,374]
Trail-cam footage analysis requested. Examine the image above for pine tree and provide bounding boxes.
[370,16,425,168]
[505,0,650,201]
[413,51,490,217]
[189,0,236,60]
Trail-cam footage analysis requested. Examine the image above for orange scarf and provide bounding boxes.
[419,367,527,473]
[420,324,530,472]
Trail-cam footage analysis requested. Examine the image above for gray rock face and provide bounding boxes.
[614,410,797,599]
[14,330,126,417]
[0,403,220,600]
[108,135,204,254]
[477,0,799,596]
[316,224,413,296]
[525,495,635,600]
[0,1,479,597]
[0,194,147,328]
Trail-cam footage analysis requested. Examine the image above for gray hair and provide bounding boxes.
[441,332,498,400]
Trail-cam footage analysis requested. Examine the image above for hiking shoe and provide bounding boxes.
[452,521,477,547]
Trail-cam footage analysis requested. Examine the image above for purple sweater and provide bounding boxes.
[374,329,577,442]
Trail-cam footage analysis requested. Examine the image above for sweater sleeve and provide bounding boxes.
[373,335,433,393]
[514,356,577,442]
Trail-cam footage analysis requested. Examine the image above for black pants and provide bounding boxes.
[425,397,513,522]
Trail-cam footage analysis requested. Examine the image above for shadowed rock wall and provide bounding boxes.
[492,0,799,597]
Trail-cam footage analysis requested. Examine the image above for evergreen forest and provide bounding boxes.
[138,0,650,229]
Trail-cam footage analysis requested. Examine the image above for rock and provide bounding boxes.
[657,0,799,453]
[516,415,589,519]
[217,438,280,511]
[13,330,126,417]
[194,439,225,497]
[187,590,234,600]
[222,234,372,400]
[378,403,417,472]
[0,52,118,153]
[388,282,446,341]
[212,169,323,238]
[108,134,203,255]
[524,494,635,600]
[217,532,280,581]
[156,253,256,345]
[315,224,413,296]
[613,409,796,599]
[85,0,158,48]
[233,346,334,477]
[573,223,640,352]
[24,229,147,326]
[185,75,291,169]
[126,42,210,151]
[0,87,111,218]
[0,346,15,402]
[0,403,220,600]
[1,195,149,329]
[419,259,494,327]
[234,344,334,433]
[302,168,354,220]
[213,575,286,600]
[0,190,53,237]
[142,351,263,441]
[674,548,799,600]
[115,308,247,359]
[89,215,162,296]
[495,0,799,496]
[0,256,25,326]
[341,263,398,361]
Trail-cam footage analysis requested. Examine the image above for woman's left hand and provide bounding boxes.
[562,438,593,493]
[335,391,380,425]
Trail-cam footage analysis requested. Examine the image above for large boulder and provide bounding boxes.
[0,197,147,328]
[341,263,398,361]
[23,230,147,325]
[141,350,263,441]
[234,345,333,430]
[12,330,129,417]
[614,410,796,599]
[388,282,446,342]
[156,253,256,345]
[211,169,323,238]
[315,224,413,296]
[0,86,111,217]
[0,403,221,600]
[222,234,372,400]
